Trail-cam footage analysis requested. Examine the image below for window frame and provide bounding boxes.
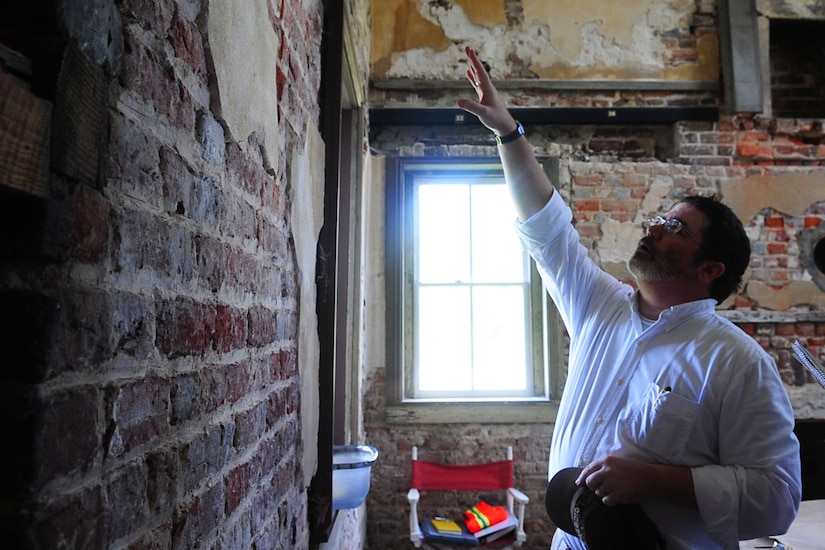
[385,157,563,424]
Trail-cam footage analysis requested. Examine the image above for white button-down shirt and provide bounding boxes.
[517,191,801,550]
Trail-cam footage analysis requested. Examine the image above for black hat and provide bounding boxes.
[545,467,665,550]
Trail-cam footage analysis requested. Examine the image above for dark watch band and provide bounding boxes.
[495,121,525,145]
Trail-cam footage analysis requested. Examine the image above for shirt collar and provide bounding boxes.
[630,290,717,323]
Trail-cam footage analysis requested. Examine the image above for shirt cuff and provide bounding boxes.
[692,465,740,549]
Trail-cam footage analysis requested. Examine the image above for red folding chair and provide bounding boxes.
[407,446,529,548]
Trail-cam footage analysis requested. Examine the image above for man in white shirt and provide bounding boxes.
[457,46,801,550]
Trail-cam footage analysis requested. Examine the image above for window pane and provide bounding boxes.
[417,285,472,391]
[417,183,470,283]
[472,286,528,391]
[471,184,525,283]
[391,160,552,403]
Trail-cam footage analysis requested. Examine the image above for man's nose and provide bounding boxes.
[644,223,663,238]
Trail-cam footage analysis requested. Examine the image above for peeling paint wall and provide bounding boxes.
[371,0,718,81]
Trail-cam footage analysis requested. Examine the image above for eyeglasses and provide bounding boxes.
[642,216,702,246]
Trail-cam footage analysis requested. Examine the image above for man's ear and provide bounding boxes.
[698,260,725,284]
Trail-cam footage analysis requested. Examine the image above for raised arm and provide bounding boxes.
[457,46,554,222]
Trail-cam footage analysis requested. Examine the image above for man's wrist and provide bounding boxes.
[495,121,525,145]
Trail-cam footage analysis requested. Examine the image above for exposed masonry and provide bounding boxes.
[363,1,825,548]
[1,0,324,547]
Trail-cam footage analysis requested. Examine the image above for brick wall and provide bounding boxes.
[1,0,324,547]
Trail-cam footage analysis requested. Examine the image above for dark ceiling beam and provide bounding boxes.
[369,107,720,127]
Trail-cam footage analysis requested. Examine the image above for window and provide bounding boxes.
[386,158,562,422]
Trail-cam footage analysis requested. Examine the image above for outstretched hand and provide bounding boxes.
[457,46,518,136]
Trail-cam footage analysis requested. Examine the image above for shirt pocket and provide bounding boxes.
[620,382,700,463]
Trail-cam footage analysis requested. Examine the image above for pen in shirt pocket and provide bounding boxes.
[655,384,672,403]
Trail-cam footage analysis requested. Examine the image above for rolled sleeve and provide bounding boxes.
[515,190,572,253]
[692,358,801,548]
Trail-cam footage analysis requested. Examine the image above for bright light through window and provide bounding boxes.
[411,168,532,398]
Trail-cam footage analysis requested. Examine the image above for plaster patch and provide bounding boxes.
[600,218,642,264]
[525,0,692,71]
[747,280,825,310]
[207,0,279,168]
[719,173,825,223]
[371,0,453,73]
[290,122,326,487]
[640,177,673,217]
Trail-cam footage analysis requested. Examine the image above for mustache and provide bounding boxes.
[637,236,655,255]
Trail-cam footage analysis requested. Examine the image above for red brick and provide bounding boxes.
[156,298,217,358]
[575,175,604,187]
[168,5,208,85]
[738,143,774,158]
[226,461,253,515]
[573,199,600,212]
[765,216,785,228]
[776,323,796,336]
[214,305,247,353]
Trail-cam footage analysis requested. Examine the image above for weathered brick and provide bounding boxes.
[171,372,200,425]
[214,305,247,353]
[168,3,208,85]
[247,306,278,347]
[155,298,217,358]
[36,388,100,482]
[234,403,267,455]
[146,444,178,516]
[107,378,170,457]
[225,461,253,515]
[105,460,149,540]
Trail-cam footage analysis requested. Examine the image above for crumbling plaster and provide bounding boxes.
[207,0,279,168]
[209,0,324,489]
[721,174,825,311]
[290,124,326,488]
[598,172,825,311]
[757,0,825,19]
[371,0,718,81]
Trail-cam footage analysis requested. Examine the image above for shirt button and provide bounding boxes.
[596,417,604,425]
[617,378,624,386]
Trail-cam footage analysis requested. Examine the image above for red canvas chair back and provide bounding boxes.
[410,457,514,491]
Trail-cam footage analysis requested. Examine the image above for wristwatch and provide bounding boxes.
[495,121,525,145]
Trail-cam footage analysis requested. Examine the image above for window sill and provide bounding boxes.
[385,401,559,424]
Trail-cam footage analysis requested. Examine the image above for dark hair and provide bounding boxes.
[678,195,750,303]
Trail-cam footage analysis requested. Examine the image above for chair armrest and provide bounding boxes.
[507,487,530,545]
[407,488,422,547]
[507,487,529,504]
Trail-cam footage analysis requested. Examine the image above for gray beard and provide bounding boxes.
[627,250,684,282]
